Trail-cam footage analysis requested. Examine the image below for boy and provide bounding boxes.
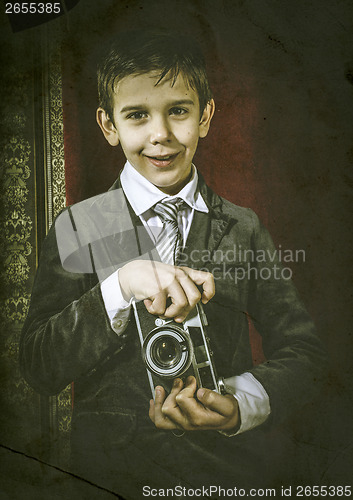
[20,31,326,497]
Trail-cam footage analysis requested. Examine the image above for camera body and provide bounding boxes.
[133,300,225,397]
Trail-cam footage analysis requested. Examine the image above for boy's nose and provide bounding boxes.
[149,116,172,144]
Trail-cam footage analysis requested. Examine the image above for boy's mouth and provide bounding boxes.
[145,153,179,167]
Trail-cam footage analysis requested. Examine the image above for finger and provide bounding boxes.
[176,375,198,399]
[197,388,237,418]
[162,282,189,321]
[149,398,155,422]
[160,378,197,429]
[175,269,202,309]
[174,376,202,411]
[164,378,184,406]
[152,386,177,429]
[174,376,203,416]
[144,292,167,316]
[169,377,184,397]
[154,385,167,410]
[174,378,224,428]
[160,378,184,416]
[149,386,180,430]
[165,269,203,322]
[181,268,215,303]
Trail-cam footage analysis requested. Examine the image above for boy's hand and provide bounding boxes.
[119,260,214,322]
[149,376,239,432]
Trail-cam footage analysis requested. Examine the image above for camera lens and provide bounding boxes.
[143,325,193,378]
[151,336,182,368]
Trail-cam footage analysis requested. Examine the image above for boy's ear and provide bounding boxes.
[96,108,120,146]
[199,99,215,138]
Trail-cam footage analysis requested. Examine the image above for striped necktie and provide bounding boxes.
[153,198,184,265]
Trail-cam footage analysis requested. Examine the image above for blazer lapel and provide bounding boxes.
[183,175,237,267]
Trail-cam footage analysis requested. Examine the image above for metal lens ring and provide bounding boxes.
[143,325,193,378]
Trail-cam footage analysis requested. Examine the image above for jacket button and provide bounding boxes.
[113,319,123,329]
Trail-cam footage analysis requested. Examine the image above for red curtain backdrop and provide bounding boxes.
[61,1,352,382]
[61,8,268,365]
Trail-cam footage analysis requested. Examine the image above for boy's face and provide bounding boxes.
[97,71,214,195]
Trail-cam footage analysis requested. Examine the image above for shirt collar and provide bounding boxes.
[120,161,209,216]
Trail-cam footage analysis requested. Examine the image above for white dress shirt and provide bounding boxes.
[100,161,270,434]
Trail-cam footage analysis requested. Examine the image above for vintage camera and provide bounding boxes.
[132,300,226,397]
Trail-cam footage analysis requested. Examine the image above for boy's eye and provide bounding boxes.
[127,111,148,120]
[169,107,188,116]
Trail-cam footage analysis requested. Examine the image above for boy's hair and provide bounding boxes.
[97,30,213,122]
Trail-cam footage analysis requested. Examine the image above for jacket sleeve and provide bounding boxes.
[19,216,125,396]
[246,210,327,425]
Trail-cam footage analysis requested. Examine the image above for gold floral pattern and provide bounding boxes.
[0,23,70,467]
[0,33,41,455]
[46,37,66,223]
[2,134,32,325]
[42,28,71,464]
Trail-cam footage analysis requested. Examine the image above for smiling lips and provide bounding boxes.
[145,153,179,167]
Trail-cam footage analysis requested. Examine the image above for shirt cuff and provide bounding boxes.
[221,372,271,436]
[100,269,132,335]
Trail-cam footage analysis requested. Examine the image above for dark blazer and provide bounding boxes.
[20,174,327,493]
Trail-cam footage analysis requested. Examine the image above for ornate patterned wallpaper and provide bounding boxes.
[0,28,41,453]
[41,24,71,466]
[42,27,66,226]
[0,21,70,467]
